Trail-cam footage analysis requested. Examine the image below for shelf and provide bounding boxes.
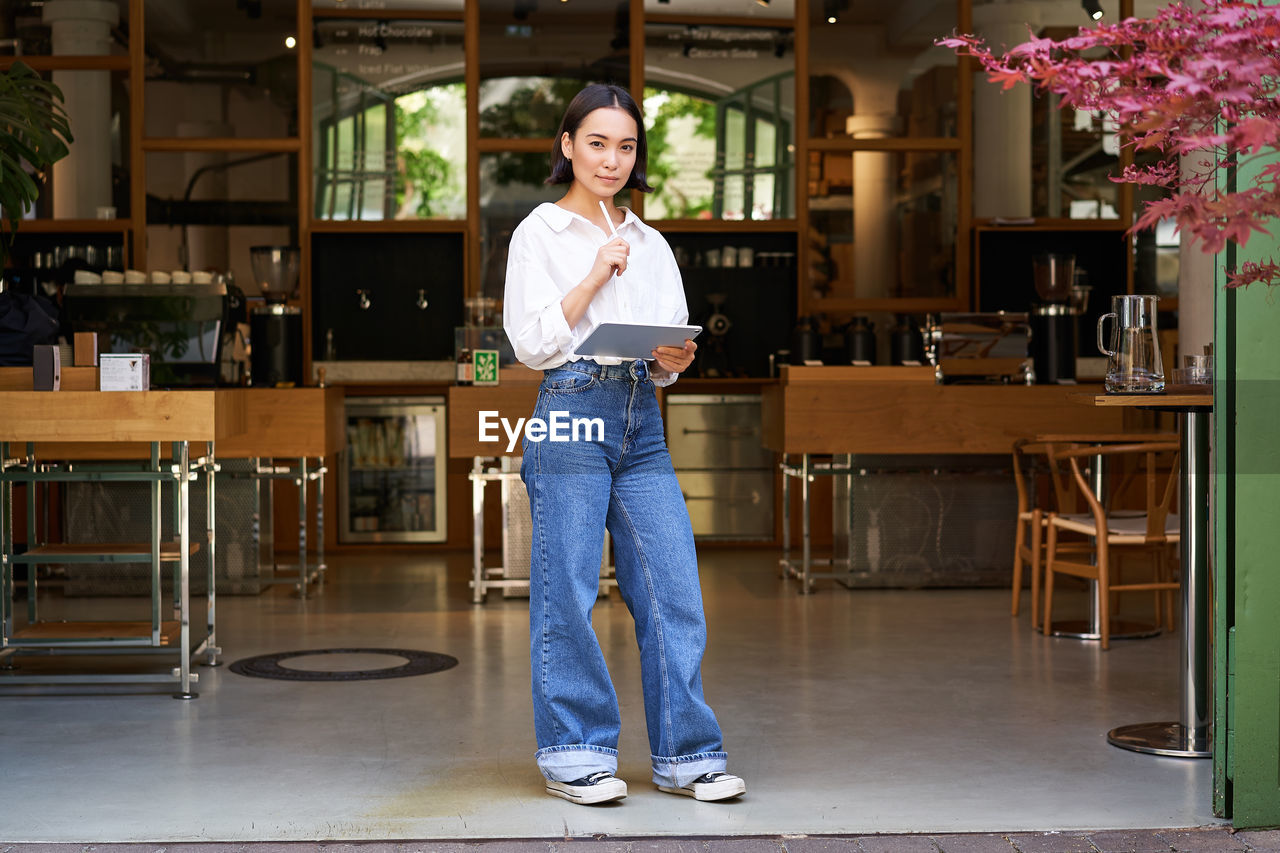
[808,136,962,152]
[651,219,799,233]
[310,219,467,234]
[141,137,301,154]
[973,218,1129,232]
[13,219,131,233]
[11,621,181,646]
[0,56,131,72]
[14,542,200,564]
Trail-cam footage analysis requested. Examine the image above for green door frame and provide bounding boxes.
[1212,136,1280,827]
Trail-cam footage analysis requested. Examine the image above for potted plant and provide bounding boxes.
[0,60,72,270]
[940,0,1280,288]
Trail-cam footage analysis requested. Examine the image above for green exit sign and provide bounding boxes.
[473,349,499,386]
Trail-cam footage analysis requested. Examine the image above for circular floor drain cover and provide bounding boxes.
[229,648,458,682]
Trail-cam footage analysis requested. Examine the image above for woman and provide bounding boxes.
[503,84,745,806]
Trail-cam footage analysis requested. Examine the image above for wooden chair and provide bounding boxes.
[1043,440,1181,649]
[1010,438,1094,630]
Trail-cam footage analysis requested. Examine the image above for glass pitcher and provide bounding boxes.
[1097,294,1164,393]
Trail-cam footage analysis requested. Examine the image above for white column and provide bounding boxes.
[43,0,118,220]
[972,1,1041,219]
[846,114,898,298]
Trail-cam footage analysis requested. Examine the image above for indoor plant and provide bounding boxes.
[940,0,1280,288]
[0,60,72,270]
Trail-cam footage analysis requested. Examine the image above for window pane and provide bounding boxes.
[808,0,957,142]
[644,0,795,20]
[145,0,297,139]
[314,0,462,10]
[1032,91,1121,219]
[145,151,297,295]
[1,0,129,57]
[479,152,563,300]
[22,69,130,220]
[479,0,628,139]
[313,18,466,220]
[644,23,795,221]
[809,150,957,299]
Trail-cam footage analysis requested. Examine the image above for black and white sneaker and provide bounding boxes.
[658,771,746,802]
[545,771,628,804]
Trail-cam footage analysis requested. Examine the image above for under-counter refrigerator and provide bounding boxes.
[339,396,447,543]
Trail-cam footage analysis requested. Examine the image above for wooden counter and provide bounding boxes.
[0,382,341,460]
[0,389,246,445]
[762,366,1125,456]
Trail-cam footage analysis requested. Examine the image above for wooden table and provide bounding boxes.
[216,388,344,599]
[0,390,246,697]
[1090,389,1215,758]
[448,380,541,603]
[761,366,1127,591]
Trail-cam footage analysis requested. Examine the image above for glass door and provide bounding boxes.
[340,396,447,543]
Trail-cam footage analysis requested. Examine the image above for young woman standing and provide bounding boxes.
[503,84,745,806]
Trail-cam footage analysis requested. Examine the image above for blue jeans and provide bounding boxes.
[520,359,727,789]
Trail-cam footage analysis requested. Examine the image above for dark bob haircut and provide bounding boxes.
[546,84,654,193]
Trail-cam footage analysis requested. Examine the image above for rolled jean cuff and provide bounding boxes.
[535,744,618,782]
[651,751,728,789]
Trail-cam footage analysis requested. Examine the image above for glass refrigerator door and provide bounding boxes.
[340,399,447,543]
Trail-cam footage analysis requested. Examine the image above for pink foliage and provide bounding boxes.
[939,0,1280,288]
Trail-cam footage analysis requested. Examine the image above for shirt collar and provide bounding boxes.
[532,202,640,235]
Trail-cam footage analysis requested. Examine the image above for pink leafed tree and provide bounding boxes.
[939,0,1280,288]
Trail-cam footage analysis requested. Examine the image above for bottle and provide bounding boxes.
[456,347,473,385]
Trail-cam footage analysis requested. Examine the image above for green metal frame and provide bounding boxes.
[1211,113,1280,826]
[0,440,220,695]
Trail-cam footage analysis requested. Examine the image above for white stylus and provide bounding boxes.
[599,200,621,240]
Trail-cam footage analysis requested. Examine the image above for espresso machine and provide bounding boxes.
[248,245,303,387]
[1029,253,1090,384]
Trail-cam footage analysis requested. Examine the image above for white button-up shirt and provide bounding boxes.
[503,202,689,388]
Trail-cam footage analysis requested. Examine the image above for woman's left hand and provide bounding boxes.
[652,339,697,374]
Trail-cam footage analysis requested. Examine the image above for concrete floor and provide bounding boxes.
[0,550,1220,843]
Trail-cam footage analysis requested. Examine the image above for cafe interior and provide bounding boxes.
[0,0,1258,844]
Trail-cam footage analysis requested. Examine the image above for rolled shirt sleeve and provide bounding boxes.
[503,228,577,371]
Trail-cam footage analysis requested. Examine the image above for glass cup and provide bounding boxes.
[1176,354,1213,385]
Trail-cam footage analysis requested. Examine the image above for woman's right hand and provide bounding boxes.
[588,237,629,288]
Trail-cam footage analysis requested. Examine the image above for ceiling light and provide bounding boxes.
[756,0,771,6]
[285,35,296,49]
[1082,0,1104,20]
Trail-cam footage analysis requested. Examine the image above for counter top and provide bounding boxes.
[763,368,1123,455]
[312,360,454,384]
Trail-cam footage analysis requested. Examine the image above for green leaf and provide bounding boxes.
[0,61,72,267]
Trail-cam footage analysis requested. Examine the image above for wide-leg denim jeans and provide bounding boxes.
[520,358,727,789]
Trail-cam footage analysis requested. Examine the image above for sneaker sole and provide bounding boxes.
[546,781,627,805]
[657,779,746,802]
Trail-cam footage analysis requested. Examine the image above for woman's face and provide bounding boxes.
[561,106,638,199]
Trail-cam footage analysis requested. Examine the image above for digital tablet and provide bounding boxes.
[575,322,702,360]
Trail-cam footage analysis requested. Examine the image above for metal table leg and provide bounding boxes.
[1108,409,1212,757]
[779,454,791,579]
[204,444,221,665]
[471,457,485,604]
[174,440,197,700]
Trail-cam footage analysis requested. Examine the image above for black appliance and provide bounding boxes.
[845,316,876,364]
[1028,253,1089,384]
[248,245,304,387]
[888,315,925,365]
[250,305,304,387]
[63,282,227,386]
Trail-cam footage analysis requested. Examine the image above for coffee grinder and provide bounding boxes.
[1029,253,1089,384]
[248,245,303,387]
